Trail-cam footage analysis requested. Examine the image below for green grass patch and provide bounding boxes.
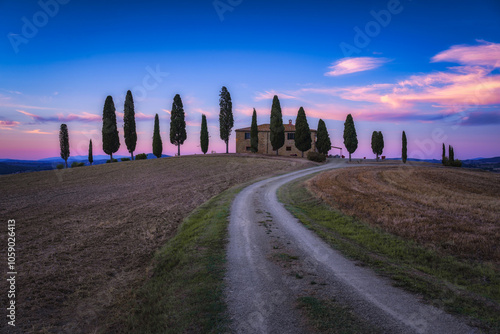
[121,185,243,333]
[297,296,380,333]
[279,177,500,332]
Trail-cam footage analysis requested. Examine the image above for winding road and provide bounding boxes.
[225,160,477,334]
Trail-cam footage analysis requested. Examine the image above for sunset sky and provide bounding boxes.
[1,0,499,160]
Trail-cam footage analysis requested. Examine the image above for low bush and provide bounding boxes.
[56,164,64,169]
[307,152,326,162]
[135,153,148,160]
[71,162,85,168]
[106,159,118,163]
[121,157,131,161]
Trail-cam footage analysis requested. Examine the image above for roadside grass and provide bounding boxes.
[278,176,500,332]
[119,185,242,333]
[296,296,381,334]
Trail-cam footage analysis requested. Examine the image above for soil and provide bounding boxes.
[0,154,313,333]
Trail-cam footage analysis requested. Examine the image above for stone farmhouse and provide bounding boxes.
[235,120,317,156]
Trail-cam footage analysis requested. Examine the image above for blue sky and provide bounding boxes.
[0,0,499,159]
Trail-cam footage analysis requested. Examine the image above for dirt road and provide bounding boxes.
[225,159,477,333]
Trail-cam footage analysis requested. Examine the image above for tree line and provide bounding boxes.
[58,89,461,167]
[58,86,234,167]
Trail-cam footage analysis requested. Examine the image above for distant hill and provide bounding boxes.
[0,154,171,175]
[387,157,500,172]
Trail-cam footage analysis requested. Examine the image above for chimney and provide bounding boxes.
[289,119,292,125]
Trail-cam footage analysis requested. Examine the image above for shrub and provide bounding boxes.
[121,157,131,161]
[135,153,148,160]
[106,158,118,163]
[71,161,85,168]
[307,151,326,162]
[449,159,462,167]
[56,164,64,169]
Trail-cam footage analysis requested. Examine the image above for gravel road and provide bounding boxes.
[225,159,477,334]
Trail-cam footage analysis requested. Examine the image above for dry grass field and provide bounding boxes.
[0,154,313,333]
[307,166,500,265]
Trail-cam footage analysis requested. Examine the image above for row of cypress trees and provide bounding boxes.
[254,95,332,157]
[344,114,408,163]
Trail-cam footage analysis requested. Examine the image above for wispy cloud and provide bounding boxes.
[431,40,500,68]
[0,120,21,129]
[296,41,500,124]
[24,129,54,135]
[254,90,297,101]
[325,57,391,76]
[460,110,500,126]
[17,110,102,123]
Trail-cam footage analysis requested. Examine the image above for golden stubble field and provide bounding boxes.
[0,154,313,333]
[307,165,500,265]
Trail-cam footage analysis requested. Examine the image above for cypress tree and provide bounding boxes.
[449,145,454,162]
[102,96,120,161]
[371,131,379,160]
[59,124,70,168]
[219,86,234,154]
[88,139,93,166]
[123,90,137,160]
[200,114,209,154]
[343,114,358,161]
[153,113,163,158]
[402,131,407,164]
[250,108,259,153]
[378,131,384,160]
[442,143,446,165]
[294,107,312,157]
[270,95,285,155]
[316,119,331,155]
[170,94,187,156]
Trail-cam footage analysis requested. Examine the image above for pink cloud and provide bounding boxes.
[254,90,297,101]
[17,110,102,123]
[325,57,391,76]
[0,120,21,129]
[431,40,500,68]
[24,129,54,135]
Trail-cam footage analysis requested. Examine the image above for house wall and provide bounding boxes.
[236,131,316,156]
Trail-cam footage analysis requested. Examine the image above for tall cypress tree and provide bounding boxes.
[402,131,407,164]
[270,95,285,155]
[219,86,234,154]
[153,113,163,158]
[378,131,384,160]
[294,107,311,157]
[170,94,187,156]
[102,96,120,161]
[200,114,209,154]
[316,119,331,155]
[123,90,137,160]
[449,145,454,162]
[88,139,93,166]
[371,131,380,160]
[343,114,358,161]
[250,108,259,153]
[442,143,446,165]
[59,123,70,168]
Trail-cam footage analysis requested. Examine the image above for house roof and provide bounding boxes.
[235,123,316,132]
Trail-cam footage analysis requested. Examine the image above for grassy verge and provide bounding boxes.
[278,176,500,333]
[296,296,380,334]
[118,185,243,333]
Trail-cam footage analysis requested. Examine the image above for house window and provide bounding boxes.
[244,132,251,139]
[287,132,295,140]
[246,146,251,151]
[286,146,292,151]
